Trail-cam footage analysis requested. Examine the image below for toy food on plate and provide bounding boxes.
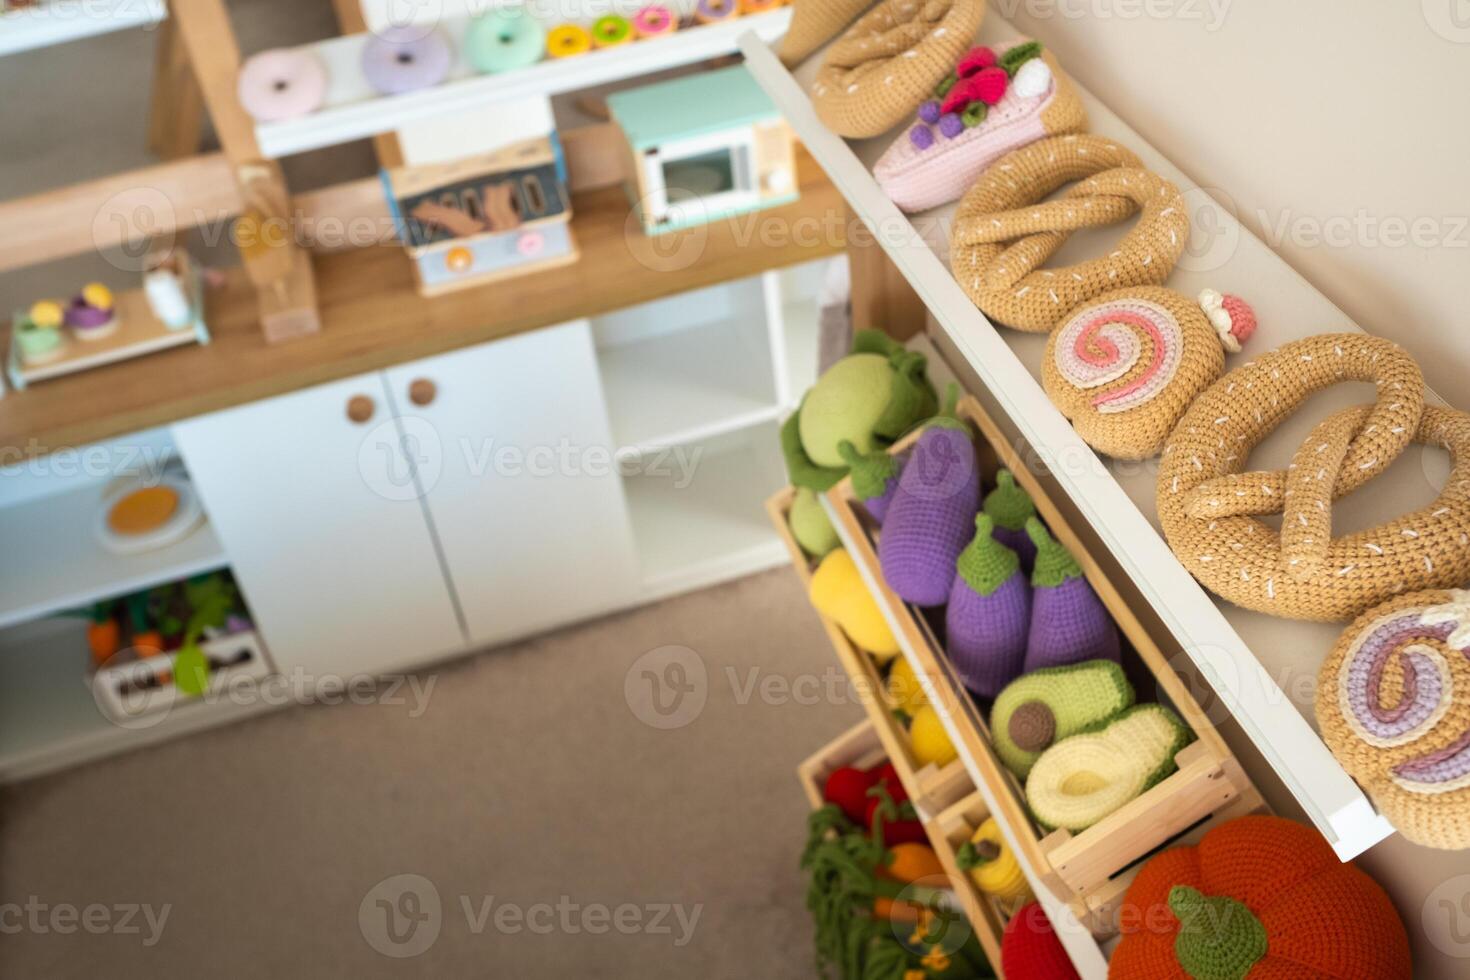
[990,660,1134,778]
[956,816,1031,904]
[809,549,900,659]
[1109,815,1411,980]
[1025,704,1192,832]
[1023,518,1119,672]
[65,283,118,340]
[361,25,452,95]
[13,302,65,365]
[237,48,328,122]
[875,41,1087,213]
[107,485,179,535]
[946,514,1031,699]
[465,8,545,73]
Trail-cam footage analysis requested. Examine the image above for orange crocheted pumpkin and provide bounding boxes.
[1109,815,1410,980]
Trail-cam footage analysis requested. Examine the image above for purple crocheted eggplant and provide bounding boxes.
[983,469,1037,575]
[946,513,1032,699]
[1023,516,1120,671]
[839,441,905,525]
[878,419,980,607]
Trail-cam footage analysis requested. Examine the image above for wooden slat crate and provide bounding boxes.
[823,395,1265,935]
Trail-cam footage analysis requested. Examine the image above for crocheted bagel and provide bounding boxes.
[1317,588,1470,849]
[950,134,1188,332]
[1042,287,1254,460]
[1157,333,1470,622]
[811,0,986,138]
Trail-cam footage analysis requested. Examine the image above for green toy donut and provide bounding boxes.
[591,14,634,48]
[465,8,546,74]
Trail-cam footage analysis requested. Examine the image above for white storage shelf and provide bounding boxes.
[0,0,165,58]
[255,6,793,159]
[740,15,1406,867]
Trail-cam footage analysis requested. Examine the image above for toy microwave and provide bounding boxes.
[608,65,798,235]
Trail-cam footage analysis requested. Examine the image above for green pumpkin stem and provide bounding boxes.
[955,514,1020,597]
[1027,516,1081,588]
[1168,885,1267,980]
[983,469,1035,531]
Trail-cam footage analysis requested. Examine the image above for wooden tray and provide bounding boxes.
[768,485,970,819]
[823,395,1263,933]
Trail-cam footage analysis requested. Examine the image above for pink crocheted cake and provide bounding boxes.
[873,40,1085,214]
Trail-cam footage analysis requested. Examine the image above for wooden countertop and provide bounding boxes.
[2,150,844,456]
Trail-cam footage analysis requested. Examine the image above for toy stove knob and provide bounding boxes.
[764,167,793,194]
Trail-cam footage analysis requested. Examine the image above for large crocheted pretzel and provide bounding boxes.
[950,134,1188,332]
[1317,588,1470,849]
[811,0,986,139]
[1158,333,1470,622]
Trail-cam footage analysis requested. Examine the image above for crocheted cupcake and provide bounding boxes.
[874,41,1086,213]
[945,514,1031,699]
[1023,517,1120,671]
[982,469,1037,574]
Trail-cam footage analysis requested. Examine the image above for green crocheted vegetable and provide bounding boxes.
[782,410,848,492]
[982,469,1034,532]
[955,514,1019,597]
[1026,517,1082,588]
[790,487,840,558]
[837,440,901,502]
[990,660,1134,779]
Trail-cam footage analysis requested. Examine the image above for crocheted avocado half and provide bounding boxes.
[1026,703,1193,832]
[990,660,1133,779]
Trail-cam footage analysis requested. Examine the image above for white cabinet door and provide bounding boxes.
[385,322,638,647]
[173,373,465,677]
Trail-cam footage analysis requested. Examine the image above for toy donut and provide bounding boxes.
[464,8,546,74]
[1317,588,1470,849]
[1041,286,1257,460]
[237,48,328,123]
[632,5,677,39]
[811,0,987,138]
[546,24,591,58]
[694,0,738,25]
[1157,333,1470,622]
[591,15,633,48]
[741,0,782,12]
[950,134,1188,333]
[360,25,452,95]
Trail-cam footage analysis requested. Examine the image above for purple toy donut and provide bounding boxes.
[361,26,452,96]
[238,48,328,123]
[695,0,737,25]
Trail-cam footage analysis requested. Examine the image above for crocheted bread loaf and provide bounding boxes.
[950,135,1188,332]
[1317,588,1470,849]
[811,0,986,138]
[1157,333,1470,622]
[1041,287,1257,460]
[778,0,873,67]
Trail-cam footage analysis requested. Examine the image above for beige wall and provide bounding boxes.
[994,1,1470,975]
[1000,0,1470,401]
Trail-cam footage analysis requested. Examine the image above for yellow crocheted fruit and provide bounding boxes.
[886,656,928,715]
[1025,704,1192,832]
[809,549,899,660]
[959,818,1031,904]
[81,282,114,309]
[909,705,957,768]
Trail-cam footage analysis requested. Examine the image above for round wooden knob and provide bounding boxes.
[346,394,375,424]
[408,378,437,407]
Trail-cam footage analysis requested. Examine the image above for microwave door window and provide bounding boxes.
[661,149,737,200]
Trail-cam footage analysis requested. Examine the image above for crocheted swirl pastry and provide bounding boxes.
[873,40,1086,213]
[811,0,986,139]
[950,134,1188,332]
[1041,286,1257,460]
[1317,589,1470,849]
[1158,333,1470,622]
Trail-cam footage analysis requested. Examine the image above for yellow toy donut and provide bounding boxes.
[811,0,987,138]
[1157,333,1470,622]
[1041,286,1257,460]
[950,134,1188,333]
[546,24,592,58]
[1317,588,1470,849]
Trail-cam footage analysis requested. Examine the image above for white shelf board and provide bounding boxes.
[599,315,781,455]
[255,7,792,159]
[0,0,164,57]
[0,481,227,631]
[780,298,820,406]
[624,427,786,597]
[739,16,1399,864]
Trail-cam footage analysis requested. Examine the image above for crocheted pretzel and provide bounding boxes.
[812,0,986,138]
[950,134,1188,332]
[1316,588,1470,850]
[1158,333,1470,622]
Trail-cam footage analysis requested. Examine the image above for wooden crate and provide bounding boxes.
[796,719,1007,978]
[928,793,1014,978]
[823,395,1261,933]
[768,485,971,818]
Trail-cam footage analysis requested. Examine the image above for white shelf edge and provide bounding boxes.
[0,0,165,58]
[256,7,793,159]
[616,404,783,458]
[739,32,1395,864]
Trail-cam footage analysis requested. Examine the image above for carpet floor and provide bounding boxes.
[0,569,862,978]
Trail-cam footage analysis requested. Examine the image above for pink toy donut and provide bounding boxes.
[361,25,452,95]
[633,5,677,38]
[695,0,737,25]
[238,48,328,123]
